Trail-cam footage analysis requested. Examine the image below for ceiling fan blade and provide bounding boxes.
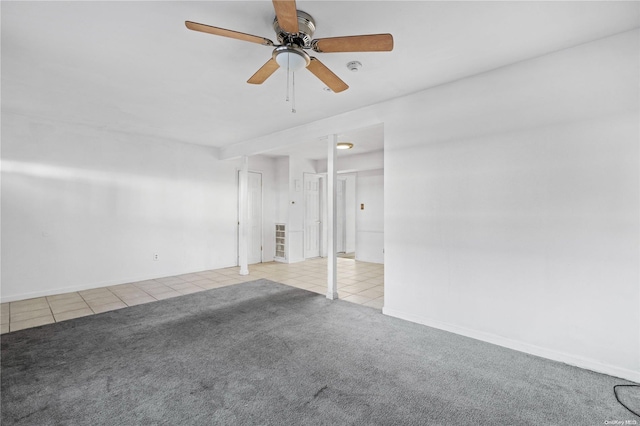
[312,34,393,53]
[272,0,299,34]
[185,21,274,46]
[306,57,348,93]
[247,58,280,84]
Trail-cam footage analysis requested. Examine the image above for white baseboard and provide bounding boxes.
[382,307,639,383]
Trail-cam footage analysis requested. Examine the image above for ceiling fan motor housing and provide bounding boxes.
[273,10,316,48]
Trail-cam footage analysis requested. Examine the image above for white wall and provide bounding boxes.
[383,31,639,381]
[274,156,289,226]
[1,113,240,302]
[356,169,384,264]
[273,156,289,261]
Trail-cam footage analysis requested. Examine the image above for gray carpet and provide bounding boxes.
[1,280,637,425]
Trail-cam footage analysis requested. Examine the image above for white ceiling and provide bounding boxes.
[2,1,639,158]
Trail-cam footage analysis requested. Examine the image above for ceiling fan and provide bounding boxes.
[185,0,394,94]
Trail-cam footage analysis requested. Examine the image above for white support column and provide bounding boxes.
[326,134,338,300]
[238,156,249,276]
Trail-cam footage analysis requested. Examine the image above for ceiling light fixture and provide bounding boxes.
[336,142,354,150]
[274,46,310,71]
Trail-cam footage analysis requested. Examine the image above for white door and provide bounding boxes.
[304,174,321,258]
[336,178,346,253]
[247,171,263,264]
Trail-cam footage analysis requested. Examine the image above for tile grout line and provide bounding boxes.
[51,294,101,316]
[77,291,100,316]
[109,286,153,307]
[119,284,160,304]
[45,296,58,323]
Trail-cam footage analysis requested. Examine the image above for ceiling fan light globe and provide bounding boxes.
[274,48,310,71]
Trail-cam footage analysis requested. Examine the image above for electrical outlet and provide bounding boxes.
[153,253,159,261]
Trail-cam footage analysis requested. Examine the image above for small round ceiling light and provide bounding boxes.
[336,142,354,150]
[346,61,362,72]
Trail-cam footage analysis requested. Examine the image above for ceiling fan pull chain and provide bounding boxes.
[285,54,290,102]
[292,71,296,113]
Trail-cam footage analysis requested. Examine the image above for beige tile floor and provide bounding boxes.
[0,257,383,334]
